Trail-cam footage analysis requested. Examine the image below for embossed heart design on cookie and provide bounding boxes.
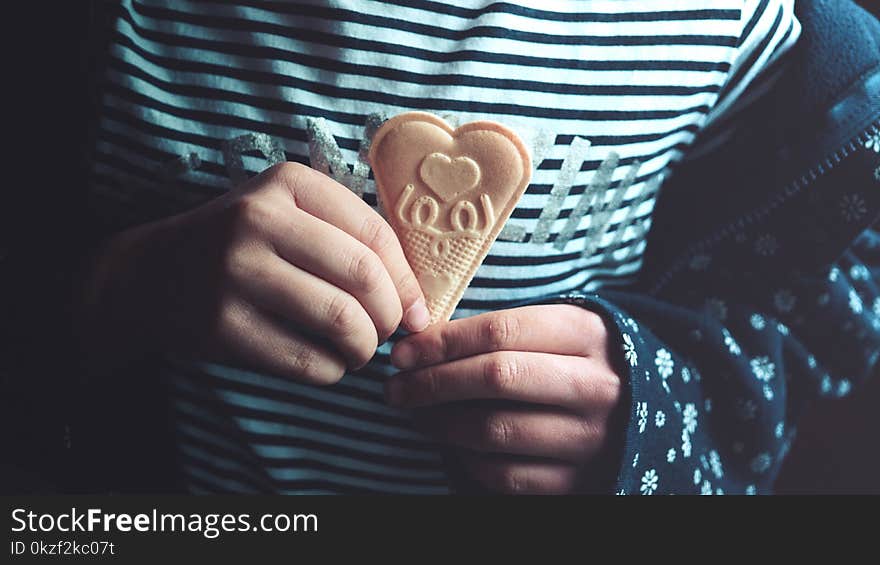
[417,271,454,298]
[369,112,532,324]
[419,153,481,202]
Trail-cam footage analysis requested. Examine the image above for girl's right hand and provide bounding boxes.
[78,162,429,383]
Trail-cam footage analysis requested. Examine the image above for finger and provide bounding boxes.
[415,405,602,462]
[210,298,347,385]
[267,163,430,332]
[266,209,403,341]
[386,351,620,413]
[459,454,579,494]
[230,248,378,369]
[391,305,608,370]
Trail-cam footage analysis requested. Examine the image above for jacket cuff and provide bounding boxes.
[536,291,726,495]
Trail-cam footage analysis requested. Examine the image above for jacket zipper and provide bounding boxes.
[649,120,880,296]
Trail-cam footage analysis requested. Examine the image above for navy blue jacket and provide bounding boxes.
[550,0,880,494]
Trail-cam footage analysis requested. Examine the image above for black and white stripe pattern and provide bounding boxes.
[89,0,799,493]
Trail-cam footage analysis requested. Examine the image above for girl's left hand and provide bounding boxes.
[386,304,622,494]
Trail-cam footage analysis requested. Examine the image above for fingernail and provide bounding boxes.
[404,299,430,332]
[391,341,418,370]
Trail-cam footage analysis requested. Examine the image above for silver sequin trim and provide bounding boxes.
[531,136,592,244]
[222,133,286,186]
[554,152,620,251]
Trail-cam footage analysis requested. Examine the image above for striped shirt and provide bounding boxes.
[90,0,801,493]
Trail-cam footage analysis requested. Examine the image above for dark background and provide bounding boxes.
[2,1,879,494]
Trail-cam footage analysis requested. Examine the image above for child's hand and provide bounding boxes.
[78,162,429,382]
[386,304,622,494]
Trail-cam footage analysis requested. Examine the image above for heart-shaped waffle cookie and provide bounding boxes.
[369,112,532,324]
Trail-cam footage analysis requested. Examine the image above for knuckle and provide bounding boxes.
[269,161,307,186]
[584,310,609,346]
[232,194,275,230]
[211,297,241,342]
[483,414,514,449]
[497,466,525,494]
[574,419,606,459]
[359,216,395,254]
[289,342,334,384]
[578,419,604,451]
[427,330,449,360]
[347,249,385,296]
[596,371,622,406]
[290,340,319,379]
[243,256,275,286]
[483,353,518,395]
[219,246,246,280]
[569,369,620,413]
[395,269,421,301]
[326,293,360,337]
[406,369,440,405]
[571,374,598,408]
[268,162,311,204]
[324,293,377,368]
[417,367,441,400]
[484,313,520,351]
[287,340,346,385]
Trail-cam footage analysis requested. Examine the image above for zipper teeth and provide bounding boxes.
[649,121,880,295]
